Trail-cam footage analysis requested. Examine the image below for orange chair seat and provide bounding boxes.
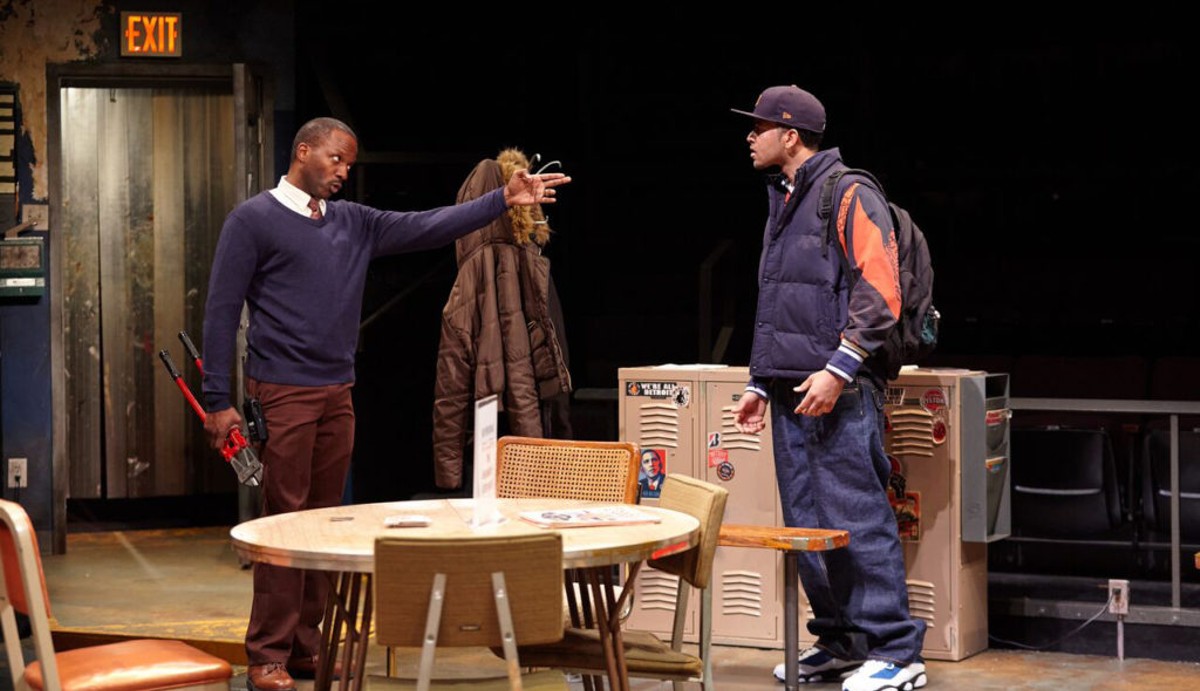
[25,639,232,691]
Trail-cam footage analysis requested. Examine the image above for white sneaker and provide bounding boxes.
[841,659,927,691]
[772,646,865,683]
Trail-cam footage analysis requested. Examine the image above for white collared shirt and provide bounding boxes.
[270,176,325,218]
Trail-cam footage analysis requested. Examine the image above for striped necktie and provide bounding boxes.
[307,197,322,220]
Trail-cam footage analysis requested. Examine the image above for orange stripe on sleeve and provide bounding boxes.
[839,184,901,320]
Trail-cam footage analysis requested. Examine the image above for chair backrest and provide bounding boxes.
[647,474,728,589]
[496,436,640,504]
[0,499,60,688]
[1141,429,1200,540]
[1010,427,1121,537]
[373,533,564,649]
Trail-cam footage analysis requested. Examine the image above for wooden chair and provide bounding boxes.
[496,436,640,505]
[496,435,641,630]
[370,533,568,690]
[518,474,729,691]
[0,499,232,691]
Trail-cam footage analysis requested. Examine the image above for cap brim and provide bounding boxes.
[729,108,759,118]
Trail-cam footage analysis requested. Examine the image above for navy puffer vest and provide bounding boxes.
[749,148,849,381]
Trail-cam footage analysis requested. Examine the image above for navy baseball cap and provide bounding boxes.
[731,85,826,133]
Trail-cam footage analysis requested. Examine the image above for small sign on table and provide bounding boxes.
[471,394,502,527]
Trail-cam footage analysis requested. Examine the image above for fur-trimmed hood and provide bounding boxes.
[453,148,552,265]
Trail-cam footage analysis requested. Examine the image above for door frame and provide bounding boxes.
[46,62,272,553]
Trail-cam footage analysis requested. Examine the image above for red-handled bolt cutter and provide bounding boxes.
[158,346,263,487]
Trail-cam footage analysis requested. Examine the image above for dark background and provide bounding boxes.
[276,7,1199,502]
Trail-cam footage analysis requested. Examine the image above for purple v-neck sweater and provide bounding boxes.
[201,188,507,411]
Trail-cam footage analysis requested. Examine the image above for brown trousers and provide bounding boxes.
[244,378,355,665]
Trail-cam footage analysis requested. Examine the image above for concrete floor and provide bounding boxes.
[8,527,1200,689]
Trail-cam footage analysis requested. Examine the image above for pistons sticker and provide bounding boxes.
[920,388,946,414]
[716,460,736,482]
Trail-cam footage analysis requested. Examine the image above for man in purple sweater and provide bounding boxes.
[201,117,569,691]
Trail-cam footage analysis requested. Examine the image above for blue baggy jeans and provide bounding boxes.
[770,377,926,664]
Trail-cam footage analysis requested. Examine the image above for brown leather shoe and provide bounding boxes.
[247,662,296,691]
[286,655,344,680]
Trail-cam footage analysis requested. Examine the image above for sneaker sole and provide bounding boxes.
[843,672,927,691]
[775,665,863,684]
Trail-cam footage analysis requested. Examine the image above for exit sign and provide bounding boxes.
[121,12,182,57]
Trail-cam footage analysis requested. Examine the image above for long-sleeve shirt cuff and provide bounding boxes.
[745,382,770,402]
[826,338,868,383]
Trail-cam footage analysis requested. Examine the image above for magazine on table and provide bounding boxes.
[519,505,662,529]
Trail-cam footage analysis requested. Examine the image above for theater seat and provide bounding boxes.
[1010,427,1122,539]
[1140,429,1200,544]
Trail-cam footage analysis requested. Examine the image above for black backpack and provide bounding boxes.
[818,168,940,381]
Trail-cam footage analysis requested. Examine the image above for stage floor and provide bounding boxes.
[10,526,1198,689]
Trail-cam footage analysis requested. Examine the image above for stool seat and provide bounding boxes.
[718,524,849,552]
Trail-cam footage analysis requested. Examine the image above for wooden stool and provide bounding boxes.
[718,524,850,691]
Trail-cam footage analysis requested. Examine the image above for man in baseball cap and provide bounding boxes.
[730,84,826,133]
[729,87,928,691]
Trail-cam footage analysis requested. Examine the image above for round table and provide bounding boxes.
[231,498,699,691]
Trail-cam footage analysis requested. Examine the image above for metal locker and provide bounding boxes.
[702,373,782,646]
[792,367,1010,661]
[620,365,786,648]
[620,366,703,640]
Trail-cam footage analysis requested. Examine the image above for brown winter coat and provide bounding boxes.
[432,154,572,489]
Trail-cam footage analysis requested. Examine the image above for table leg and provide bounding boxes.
[316,572,346,691]
[314,571,372,691]
[601,562,637,691]
[338,574,363,691]
[583,569,619,688]
[565,569,604,691]
[784,552,799,691]
[351,575,373,691]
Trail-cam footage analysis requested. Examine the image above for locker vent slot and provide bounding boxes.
[720,569,764,617]
[640,403,680,448]
[719,409,763,451]
[906,579,937,625]
[637,570,681,612]
[886,406,936,458]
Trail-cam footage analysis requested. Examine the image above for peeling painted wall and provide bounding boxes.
[0,0,108,201]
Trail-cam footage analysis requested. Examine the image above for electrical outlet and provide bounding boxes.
[1108,578,1129,615]
[7,458,28,488]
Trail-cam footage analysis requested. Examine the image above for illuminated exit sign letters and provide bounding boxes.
[121,12,182,57]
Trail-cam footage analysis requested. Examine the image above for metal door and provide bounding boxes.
[55,64,272,501]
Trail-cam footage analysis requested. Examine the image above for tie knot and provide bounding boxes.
[307,197,322,219]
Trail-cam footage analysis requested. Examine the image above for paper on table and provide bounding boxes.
[518,505,662,529]
[384,514,431,528]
